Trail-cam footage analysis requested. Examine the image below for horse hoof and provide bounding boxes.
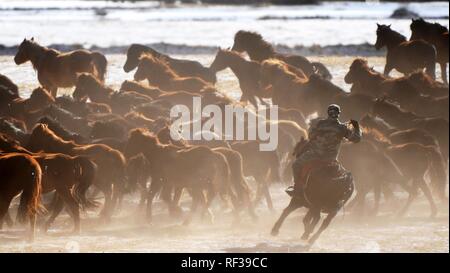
[270,229,279,236]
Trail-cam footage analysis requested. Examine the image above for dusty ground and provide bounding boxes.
[0,54,448,253]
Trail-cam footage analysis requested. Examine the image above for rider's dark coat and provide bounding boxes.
[292,116,361,183]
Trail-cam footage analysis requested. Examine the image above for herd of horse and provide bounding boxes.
[0,18,448,244]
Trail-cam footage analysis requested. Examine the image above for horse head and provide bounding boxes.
[14,38,35,65]
[344,58,369,84]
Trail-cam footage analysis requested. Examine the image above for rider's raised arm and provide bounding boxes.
[344,121,362,143]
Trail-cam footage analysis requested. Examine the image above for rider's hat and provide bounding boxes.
[327,104,341,114]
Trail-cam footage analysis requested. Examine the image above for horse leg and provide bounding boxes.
[308,210,338,245]
[440,62,448,85]
[371,182,381,216]
[202,187,215,224]
[183,189,201,226]
[4,211,14,228]
[383,64,393,77]
[397,181,418,217]
[417,177,438,217]
[0,196,12,231]
[271,197,302,236]
[146,178,164,222]
[169,187,184,218]
[60,188,81,234]
[302,209,321,241]
[300,210,314,240]
[99,184,113,222]
[44,194,64,233]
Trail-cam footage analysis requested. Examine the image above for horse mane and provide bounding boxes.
[261,59,300,82]
[129,44,162,59]
[235,30,275,56]
[30,86,55,102]
[378,25,407,45]
[407,70,435,87]
[0,133,30,154]
[37,116,77,140]
[139,55,178,80]
[31,123,72,146]
[128,127,160,145]
[77,73,112,95]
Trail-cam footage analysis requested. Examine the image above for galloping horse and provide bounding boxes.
[14,38,107,97]
[0,152,42,242]
[410,18,449,84]
[375,24,436,79]
[231,30,332,80]
[271,137,354,245]
[123,44,216,84]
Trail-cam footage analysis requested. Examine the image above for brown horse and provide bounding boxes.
[271,137,354,245]
[124,128,231,224]
[0,73,19,96]
[360,114,439,148]
[73,73,152,115]
[383,82,449,120]
[26,124,126,220]
[14,38,107,97]
[210,48,269,108]
[2,87,55,128]
[231,30,332,80]
[363,129,447,216]
[120,80,164,100]
[123,44,216,84]
[134,55,212,94]
[375,24,436,79]
[406,71,449,97]
[260,59,345,117]
[0,152,42,242]
[0,134,97,233]
[371,98,449,161]
[410,18,449,84]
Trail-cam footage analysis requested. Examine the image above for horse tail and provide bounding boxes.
[17,158,42,224]
[311,62,333,80]
[424,145,447,199]
[91,52,107,82]
[73,156,99,210]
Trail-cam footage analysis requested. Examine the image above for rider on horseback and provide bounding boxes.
[291,104,361,197]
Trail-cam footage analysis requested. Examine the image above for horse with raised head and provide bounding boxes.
[123,44,216,84]
[14,38,107,97]
[231,30,332,80]
[210,48,269,108]
[410,18,449,84]
[375,24,436,79]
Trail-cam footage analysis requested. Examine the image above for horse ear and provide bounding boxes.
[376,23,380,27]
[31,37,34,41]
[387,24,391,28]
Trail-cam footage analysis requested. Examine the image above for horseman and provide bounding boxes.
[291,104,361,197]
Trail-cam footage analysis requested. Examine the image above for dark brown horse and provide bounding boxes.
[26,124,126,220]
[371,98,449,160]
[14,38,107,97]
[231,30,332,80]
[410,18,449,84]
[271,137,354,245]
[123,44,216,84]
[210,49,269,108]
[0,152,42,242]
[375,24,436,79]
